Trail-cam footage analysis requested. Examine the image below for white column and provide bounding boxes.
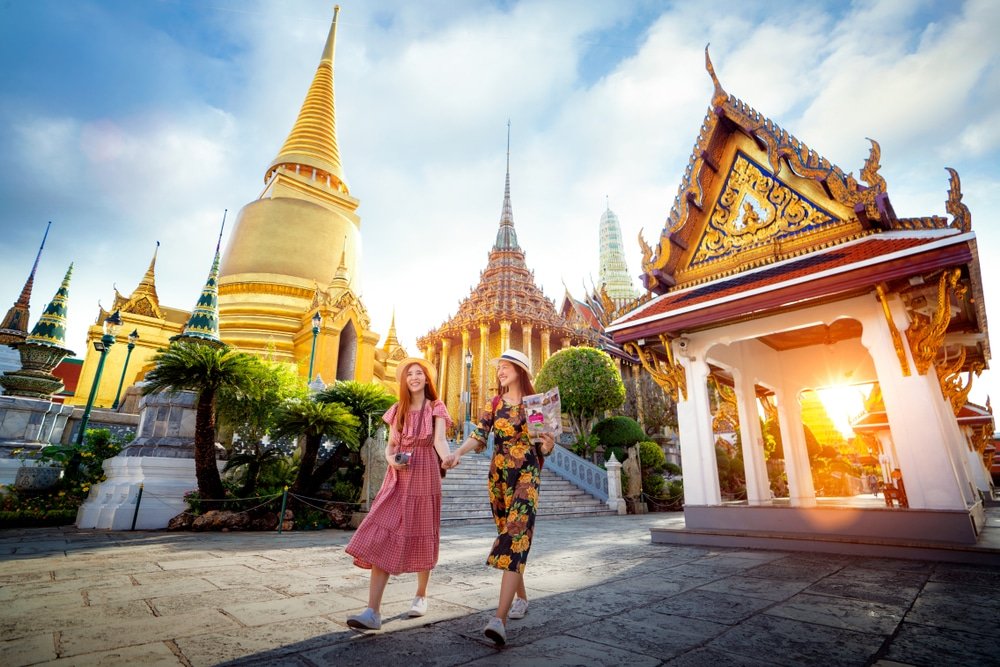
[774,384,816,507]
[676,355,721,505]
[858,298,970,510]
[733,368,769,505]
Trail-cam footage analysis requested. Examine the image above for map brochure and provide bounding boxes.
[523,386,562,442]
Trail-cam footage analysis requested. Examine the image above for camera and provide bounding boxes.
[393,452,411,465]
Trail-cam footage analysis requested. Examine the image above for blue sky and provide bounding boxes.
[1,0,998,406]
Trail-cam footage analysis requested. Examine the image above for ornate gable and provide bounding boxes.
[640,48,893,293]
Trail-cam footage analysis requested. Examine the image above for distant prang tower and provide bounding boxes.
[598,201,638,301]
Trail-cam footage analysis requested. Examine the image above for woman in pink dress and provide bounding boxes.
[345,357,452,631]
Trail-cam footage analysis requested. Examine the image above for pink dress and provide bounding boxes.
[345,399,452,575]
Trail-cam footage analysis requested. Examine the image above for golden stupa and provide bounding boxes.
[67,7,402,410]
[218,5,387,383]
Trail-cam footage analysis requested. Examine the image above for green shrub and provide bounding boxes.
[664,462,681,476]
[592,416,645,449]
[637,441,665,472]
[643,473,665,497]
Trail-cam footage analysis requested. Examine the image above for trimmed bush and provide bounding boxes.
[637,441,665,472]
[592,416,645,449]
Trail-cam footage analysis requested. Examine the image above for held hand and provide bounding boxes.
[443,453,460,469]
[538,433,555,455]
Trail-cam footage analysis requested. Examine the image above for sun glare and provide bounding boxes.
[816,384,870,440]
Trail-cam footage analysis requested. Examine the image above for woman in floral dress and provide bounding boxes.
[446,348,555,646]
[344,357,452,631]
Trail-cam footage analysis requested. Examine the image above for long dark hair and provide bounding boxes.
[395,362,438,432]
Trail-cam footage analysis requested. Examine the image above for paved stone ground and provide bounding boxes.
[2,514,999,666]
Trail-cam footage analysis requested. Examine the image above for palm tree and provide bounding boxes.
[223,444,288,498]
[317,380,395,444]
[271,398,359,498]
[143,341,258,501]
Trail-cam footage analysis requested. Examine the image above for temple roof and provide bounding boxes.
[418,155,580,344]
[110,242,164,320]
[266,6,348,194]
[611,230,971,337]
[637,48,971,296]
[25,263,74,353]
[613,48,989,374]
[172,230,224,347]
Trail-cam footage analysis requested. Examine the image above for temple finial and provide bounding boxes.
[705,44,726,105]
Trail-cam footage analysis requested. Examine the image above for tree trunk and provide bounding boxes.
[291,433,321,498]
[194,390,226,502]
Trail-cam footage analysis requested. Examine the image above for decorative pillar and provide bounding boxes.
[439,338,451,402]
[479,322,490,406]
[774,385,816,507]
[604,453,627,515]
[858,297,971,510]
[732,368,769,505]
[675,355,721,505]
[500,320,511,352]
[522,323,533,368]
[540,329,551,365]
[461,329,471,420]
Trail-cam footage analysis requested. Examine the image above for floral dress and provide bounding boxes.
[470,397,544,574]
[345,399,452,575]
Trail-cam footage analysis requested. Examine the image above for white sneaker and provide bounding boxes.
[508,597,528,619]
[346,607,381,630]
[408,596,428,617]
[484,616,506,645]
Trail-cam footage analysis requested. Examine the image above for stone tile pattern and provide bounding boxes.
[1,515,999,666]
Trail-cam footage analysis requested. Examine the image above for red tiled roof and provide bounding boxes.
[610,231,972,340]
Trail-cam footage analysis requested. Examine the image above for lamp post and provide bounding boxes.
[463,349,473,438]
[76,310,122,445]
[111,328,139,410]
[308,311,321,382]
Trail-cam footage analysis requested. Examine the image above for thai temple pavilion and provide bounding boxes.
[66,7,402,409]
[417,146,589,423]
[608,49,993,546]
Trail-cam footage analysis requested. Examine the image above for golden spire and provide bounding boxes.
[266,5,348,193]
[331,240,350,287]
[383,309,400,350]
[129,241,160,301]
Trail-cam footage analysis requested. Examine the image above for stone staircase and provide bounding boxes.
[441,453,616,523]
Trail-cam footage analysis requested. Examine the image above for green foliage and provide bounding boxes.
[0,429,127,527]
[143,342,260,398]
[317,381,395,445]
[143,341,261,500]
[271,399,360,446]
[272,398,360,498]
[294,507,331,530]
[716,443,746,499]
[535,347,625,440]
[664,461,681,476]
[643,473,665,497]
[592,416,645,449]
[217,358,308,449]
[637,441,665,472]
[572,434,600,458]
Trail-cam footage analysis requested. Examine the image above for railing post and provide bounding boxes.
[605,453,627,515]
[278,486,289,534]
[130,483,144,530]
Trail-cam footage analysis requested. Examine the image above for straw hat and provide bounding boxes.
[492,348,532,379]
[395,357,437,385]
